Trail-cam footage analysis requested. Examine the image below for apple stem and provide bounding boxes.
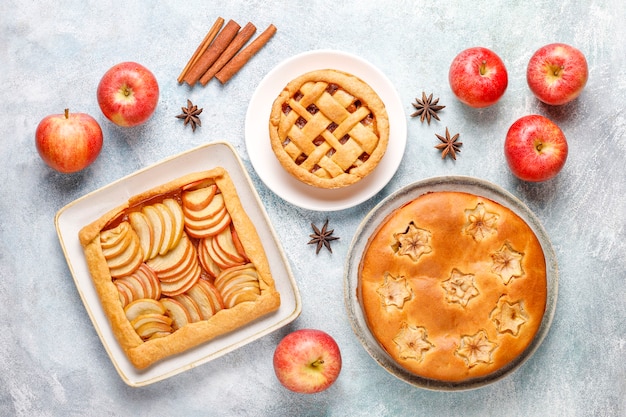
[310,359,325,368]
[553,65,565,76]
[122,85,132,97]
[479,60,488,76]
[64,108,69,119]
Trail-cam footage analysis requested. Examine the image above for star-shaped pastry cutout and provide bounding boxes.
[456,330,498,368]
[376,272,412,309]
[393,323,434,362]
[463,202,499,242]
[490,298,528,336]
[441,268,479,307]
[491,242,524,284]
[392,222,432,262]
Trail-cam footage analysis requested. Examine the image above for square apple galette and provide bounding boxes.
[79,167,281,369]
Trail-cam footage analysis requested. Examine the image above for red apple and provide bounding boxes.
[504,115,568,182]
[97,62,159,127]
[527,43,588,105]
[449,47,508,108]
[35,109,103,173]
[273,329,342,394]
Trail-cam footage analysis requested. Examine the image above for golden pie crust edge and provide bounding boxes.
[358,191,547,383]
[269,69,390,189]
[78,167,281,369]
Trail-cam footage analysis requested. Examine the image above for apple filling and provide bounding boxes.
[98,179,265,342]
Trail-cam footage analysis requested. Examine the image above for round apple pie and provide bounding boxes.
[269,69,389,189]
[358,191,547,384]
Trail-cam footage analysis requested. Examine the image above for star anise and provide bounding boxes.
[435,127,462,160]
[176,99,203,131]
[308,219,339,254]
[410,92,445,124]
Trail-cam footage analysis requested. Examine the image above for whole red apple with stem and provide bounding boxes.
[449,46,508,108]
[97,61,159,127]
[527,43,588,105]
[504,114,568,182]
[273,329,342,394]
[35,109,103,173]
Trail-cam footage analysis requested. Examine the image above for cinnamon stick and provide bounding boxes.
[177,17,225,83]
[176,17,224,84]
[199,22,257,86]
[183,19,240,86]
[215,24,277,84]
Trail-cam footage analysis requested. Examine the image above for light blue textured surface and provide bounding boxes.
[1,1,624,416]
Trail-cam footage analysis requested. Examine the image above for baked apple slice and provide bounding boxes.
[133,315,173,340]
[154,203,176,256]
[130,313,173,330]
[195,279,225,314]
[128,211,153,262]
[101,229,132,259]
[198,234,245,270]
[162,198,185,249]
[131,264,161,300]
[114,279,134,307]
[186,281,221,320]
[197,243,222,278]
[156,244,197,283]
[183,192,233,238]
[106,234,141,269]
[214,264,261,308]
[142,205,166,259]
[100,221,130,250]
[124,298,166,322]
[159,263,201,297]
[183,191,224,221]
[226,290,260,308]
[160,297,191,330]
[214,226,247,264]
[173,293,203,322]
[200,210,231,236]
[147,233,193,274]
[101,222,144,278]
[115,275,146,302]
[181,184,217,211]
[184,210,230,238]
[219,272,261,303]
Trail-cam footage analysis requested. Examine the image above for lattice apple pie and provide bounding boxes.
[269,69,389,189]
[358,191,547,383]
[79,168,281,369]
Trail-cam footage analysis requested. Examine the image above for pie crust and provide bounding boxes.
[79,168,281,369]
[359,191,547,382]
[269,69,389,189]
